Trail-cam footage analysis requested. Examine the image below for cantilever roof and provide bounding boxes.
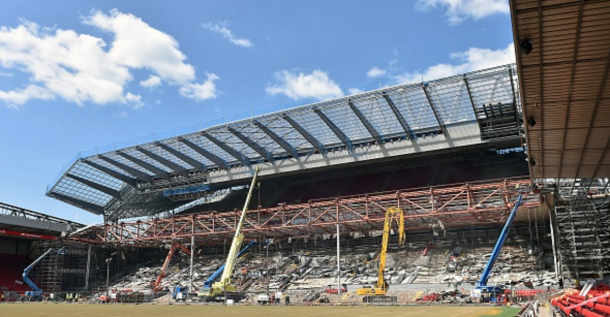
[511,0,610,194]
[47,64,522,221]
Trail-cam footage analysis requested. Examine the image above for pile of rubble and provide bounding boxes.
[106,233,557,302]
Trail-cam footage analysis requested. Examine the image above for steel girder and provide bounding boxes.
[68,178,540,246]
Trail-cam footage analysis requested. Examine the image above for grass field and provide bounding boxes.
[0,304,521,317]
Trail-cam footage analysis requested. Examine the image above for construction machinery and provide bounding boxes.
[22,248,66,301]
[472,194,523,299]
[201,240,257,290]
[357,207,405,303]
[202,167,260,302]
[151,243,191,291]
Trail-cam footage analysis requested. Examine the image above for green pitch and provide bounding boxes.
[0,304,520,317]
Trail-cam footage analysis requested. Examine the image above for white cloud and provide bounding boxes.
[125,92,143,109]
[140,75,161,89]
[266,69,344,101]
[348,88,365,95]
[0,71,13,77]
[179,73,219,101]
[367,67,387,78]
[415,0,509,25]
[395,43,515,84]
[202,22,252,48]
[0,10,218,108]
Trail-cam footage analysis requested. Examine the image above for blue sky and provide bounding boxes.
[0,0,515,225]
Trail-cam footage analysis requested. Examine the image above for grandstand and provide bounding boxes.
[1,1,608,314]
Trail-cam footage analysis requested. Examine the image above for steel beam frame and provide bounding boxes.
[348,100,382,144]
[201,131,251,166]
[68,178,539,246]
[178,137,228,169]
[227,127,274,162]
[382,92,415,140]
[156,142,206,172]
[422,85,447,135]
[50,192,105,215]
[281,114,325,153]
[116,151,171,180]
[66,174,121,199]
[80,159,138,187]
[313,107,353,151]
[98,155,153,183]
[136,146,189,177]
[253,120,299,158]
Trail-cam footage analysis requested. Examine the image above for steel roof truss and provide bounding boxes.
[201,131,251,166]
[227,127,274,162]
[156,142,206,172]
[177,137,228,169]
[348,100,382,144]
[116,151,171,180]
[422,85,447,135]
[80,159,138,187]
[98,155,153,183]
[66,173,121,199]
[136,146,189,177]
[313,107,353,151]
[281,114,325,153]
[50,192,104,215]
[253,120,299,158]
[382,92,415,140]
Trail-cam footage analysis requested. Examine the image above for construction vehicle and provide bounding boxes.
[22,248,66,301]
[172,286,188,302]
[472,194,523,299]
[324,283,347,294]
[201,240,257,290]
[151,243,191,291]
[357,207,405,303]
[201,167,260,302]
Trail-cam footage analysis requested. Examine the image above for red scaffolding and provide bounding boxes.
[69,178,541,246]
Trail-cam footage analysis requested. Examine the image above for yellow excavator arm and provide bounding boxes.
[357,207,404,299]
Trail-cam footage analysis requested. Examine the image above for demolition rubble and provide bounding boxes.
[106,233,557,303]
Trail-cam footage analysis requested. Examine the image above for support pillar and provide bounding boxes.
[336,223,341,295]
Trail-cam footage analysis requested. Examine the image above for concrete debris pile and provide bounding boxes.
[107,235,557,296]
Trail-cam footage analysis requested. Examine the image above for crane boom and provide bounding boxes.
[209,167,260,299]
[477,194,523,288]
[203,240,257,288]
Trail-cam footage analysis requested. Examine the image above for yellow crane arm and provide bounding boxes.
[215,167,260,289]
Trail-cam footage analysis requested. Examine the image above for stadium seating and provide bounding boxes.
[0,254,32,292]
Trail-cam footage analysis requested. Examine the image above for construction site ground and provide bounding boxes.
[0,303,521,317]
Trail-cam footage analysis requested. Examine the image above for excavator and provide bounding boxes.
[357,207,405,303]
[151,243,191,292]
[202,166,260,302]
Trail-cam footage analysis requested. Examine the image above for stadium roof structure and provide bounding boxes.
[0,202,84,239]
[510,0,610,196]
[47,64,524,222]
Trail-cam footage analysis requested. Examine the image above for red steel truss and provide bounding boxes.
[69,178,542,246]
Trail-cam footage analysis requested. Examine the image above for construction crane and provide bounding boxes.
[357,207,405,303]
[473,194,523,299]
[22,248,66,301]
[202,240,257,290]
[203,166,260,302]
[151,242,191,291]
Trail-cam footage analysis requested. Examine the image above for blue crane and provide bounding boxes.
[202,240,258,289]
[22,248,66,301]
[475,194,523,296]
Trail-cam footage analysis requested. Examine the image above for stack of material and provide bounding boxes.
[105,233,556,298]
